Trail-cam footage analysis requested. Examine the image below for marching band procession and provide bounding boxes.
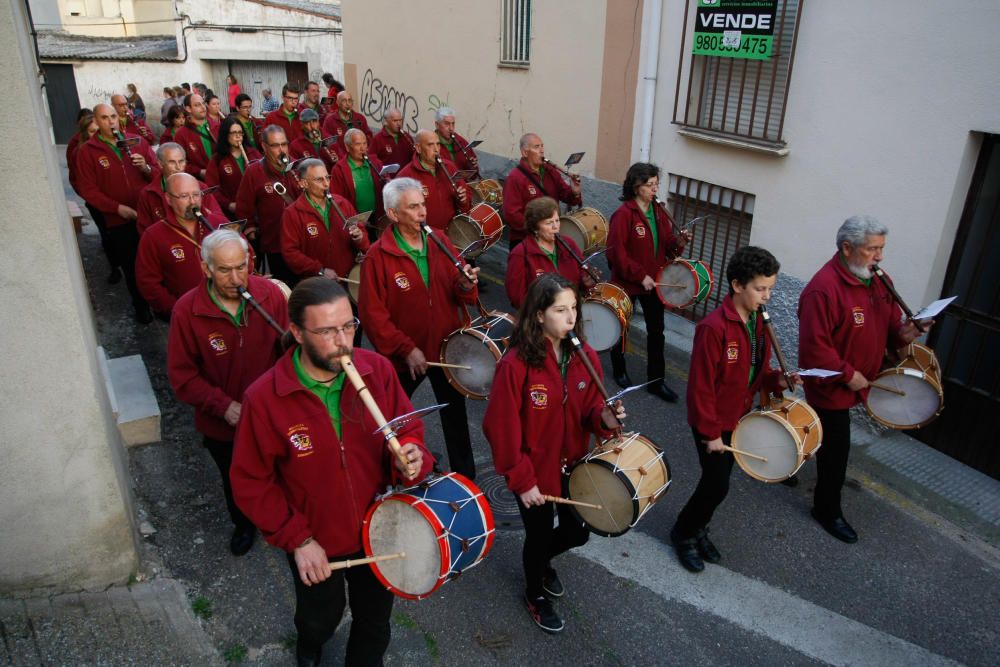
[67,78,943,666]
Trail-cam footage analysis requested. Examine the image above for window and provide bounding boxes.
[667,175,755,321]
[672,0,803,150]
[500,0,531,67]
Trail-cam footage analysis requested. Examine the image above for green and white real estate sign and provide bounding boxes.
[692,0,778,60]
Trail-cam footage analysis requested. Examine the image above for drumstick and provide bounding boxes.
[870,382,906,397]
[425,361,473,370]
[339,355,419,478]
[719,444,768,462]
[335,276,360,284]
[543,495,603,510]
[654,282,686,288]
[328,552,406,571]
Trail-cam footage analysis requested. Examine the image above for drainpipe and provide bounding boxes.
[637,0,662,163]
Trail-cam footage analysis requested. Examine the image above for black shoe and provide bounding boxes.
[695,528,721,564]
[613,371,632,389]
[647,380,679,403]
[229,525,256,556]
[524,593,564,633]
[670,527,704,573]
[780,475,799,487]
[134,307,154,325]
[542,567,564,598]
[811,509,858,544]
[107,267,123,284]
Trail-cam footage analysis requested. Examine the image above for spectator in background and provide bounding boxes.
[173,86,185,106]
[226,74,241,112]
[261,88,280,113]
[181,83,192,97]
[160,86,177,122]
[321,73,344,101]
[126,83,145,113]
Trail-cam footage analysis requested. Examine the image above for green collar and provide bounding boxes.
[206,281,245,327]
[838,253,872,287]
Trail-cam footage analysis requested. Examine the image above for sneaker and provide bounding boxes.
[542,567,564,598]
[524,593,564,633]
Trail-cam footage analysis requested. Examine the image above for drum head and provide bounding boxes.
[447,216,480,257]
[568,461,637,537]
[692,261,714,303]
[442,332,501,399]
[347,264,361,304]
[559,216,589,256]
[866,370,942,429]
[366,499,444,598]
[731,413,801,482]
[581,302,623,352]
[656,262,696,309]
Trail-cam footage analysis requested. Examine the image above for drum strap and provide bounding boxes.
[517,165,551,198]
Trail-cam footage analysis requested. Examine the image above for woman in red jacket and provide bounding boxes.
[484,274,624,635]
[504,197,595,309]
[159,104,186,145]
[606,162,692,402]
[671,246,798,573]
[206,116,262,219]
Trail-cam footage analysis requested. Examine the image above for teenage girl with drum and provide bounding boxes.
[504,197,595,309]
[670,247,800,573]
[606,162,692,402]
[484,274,624,634]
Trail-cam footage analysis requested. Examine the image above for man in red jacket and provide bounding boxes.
[76,102,157,322]
[322,90,372,145]
[798,216,928,543]
[672,246,795,572]
[137,143,223,234]
[502,133,581,249]
[236,125,301,283]
[370,107,414,169]
[358,177,480,480]
[397,129,471,232]
[297,80,326,124]
[136,173,232,318]
[289,108,340,171]
[434,107,480,180]
[330,129,385,237]
[264,82,304,142]
[232,277,431,666]
[111,93,156,145]
[173,94,217,180]
[168,229,287,556]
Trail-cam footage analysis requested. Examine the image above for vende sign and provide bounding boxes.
[692,0,778,60]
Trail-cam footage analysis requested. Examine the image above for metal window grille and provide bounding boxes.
[500,0,531,66]
[666,175,755,321]
[672,0,803,148]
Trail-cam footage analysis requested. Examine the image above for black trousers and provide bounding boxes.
[813,407,852,520]
[286,550,393,666]
[673,429,735,539]
[106,221,147,313]
[611,291,666,381]
[203,437,253,530]
[398,367,476,480]
[516,486,590,599]
[84,203,119,270]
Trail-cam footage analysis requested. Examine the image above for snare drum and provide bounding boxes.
[731,397,823,483]
[440,311,515,399]
[447,203,504,259]
[567,432,670,537]
[865,342,943,429]
[560,207,608,256]
[363,473,495,600]
[471,179,503,208]
[656,259,714,309]
[581,283,633,352]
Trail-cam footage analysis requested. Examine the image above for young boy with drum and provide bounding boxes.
[484,274,625,634]
[671,246,799,573]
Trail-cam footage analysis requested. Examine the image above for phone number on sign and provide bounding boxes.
[694,34,769,56]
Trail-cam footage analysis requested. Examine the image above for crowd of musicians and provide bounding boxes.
[67,78,936,666]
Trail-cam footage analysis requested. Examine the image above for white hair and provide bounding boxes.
[837,215,888,250]
[383,177,423,213]
[434,107,455,122]
[201,229,248,267]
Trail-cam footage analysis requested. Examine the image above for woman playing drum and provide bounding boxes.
[606,163,692,402]
[504,197,596,309]
[483,274,624,634]
[671,247,800,574]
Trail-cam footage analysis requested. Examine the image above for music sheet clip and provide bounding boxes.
[912,296,957,321]
[116,137,141,149]
[564,152,585,166]
[374,403,449,436]
[379,164,401,177]
[454,169,478,181]
[797,368,841,378]
[466,139,483,149]
[343,211,372,230]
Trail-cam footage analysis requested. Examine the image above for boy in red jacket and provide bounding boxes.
[484,274,624,634]
[671,246,796,573]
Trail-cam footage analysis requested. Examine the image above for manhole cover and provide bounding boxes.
[476,468,522,530]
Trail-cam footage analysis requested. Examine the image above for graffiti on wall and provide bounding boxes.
[360,69,420,133]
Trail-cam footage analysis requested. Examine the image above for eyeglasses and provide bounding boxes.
[283,95,299,101]
[303,317,359,339]
[167,192,203,201]
[307,175,331,182]
[229,130,245,136]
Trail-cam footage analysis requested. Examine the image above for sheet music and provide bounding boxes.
[912,296,957,320]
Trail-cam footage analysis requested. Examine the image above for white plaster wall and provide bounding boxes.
[342,0,606,176]
[1,0,137,594]
[647,0,1000,307]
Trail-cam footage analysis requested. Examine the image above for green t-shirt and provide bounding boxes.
[392,225,429,287]
[645,203,659,254]
[98,134,122,161]
[238,118,257,147]
[293,347,346,438]
[306,193,331,230]
[349,156,376,214]
[235,154,246,173]
[543,245,558,269]
[194,121,213,158]
[206,281,245,328]
[746,311,759,385]
[439,133,456,161]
